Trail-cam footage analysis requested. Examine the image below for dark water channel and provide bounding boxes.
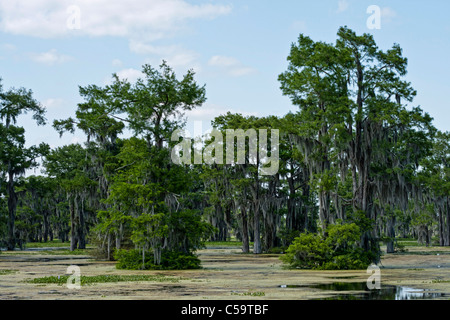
[280,282,446,300]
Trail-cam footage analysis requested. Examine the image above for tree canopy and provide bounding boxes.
[1,27,448,271]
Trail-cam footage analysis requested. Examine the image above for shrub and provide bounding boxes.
[394,241,408,253]
[321,249,373,270]
[267,246,286,254]
[114,249,149,270]
[280,232,330,269]
[280,223,374,270]
[158,250,202,270]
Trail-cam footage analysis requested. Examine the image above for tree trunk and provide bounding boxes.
[318,189,330,235]
[115,224,122,251]
[107,234,111,261]
[386,217,395,253]
[7,170,17,251]
[286,173,298,231]
[253,203,261,254]
[69,198,77,251]
[446,197,450,246]
[240,204,250,253]
[43,210,49,243]
[142,247,146,270]
[439,209,445,246]
[77,206,86,249]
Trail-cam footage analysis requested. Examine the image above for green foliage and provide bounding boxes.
[231,291,265,297]
[166,209,216,253]
[113,249,145,270]
[326,222,361,251]
[347,210,375,233]
[0,269,17,275]
[1,31,446,275]
[114,249,202,270]
[158,250,202,270]
[0,195,8,249]
[394,241,408,253]
[278,228,301,248]
[28,274,183,286]
[280,232,330,269]
[38,249,93,255]
[280,223,373,270]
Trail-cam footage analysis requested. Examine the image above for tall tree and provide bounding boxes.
[279,27,435,262]
[43,144,95,251]
[418,131,450,246]
[105,61,206,149]
[0,80,48,250]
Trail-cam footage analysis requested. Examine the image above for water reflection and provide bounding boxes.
[279,282,446,300]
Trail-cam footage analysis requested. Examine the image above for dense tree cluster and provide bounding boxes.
[1,28,449,270]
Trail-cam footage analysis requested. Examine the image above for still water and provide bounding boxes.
[279,282,446,300]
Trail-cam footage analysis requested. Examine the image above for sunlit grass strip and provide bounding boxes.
[38,249,93,255]
[0,269,18,275]
[432,279,450,283]
[205,241,254,247]
[25,240,87,248]
[231,291,265,297]
[27,274,185,286]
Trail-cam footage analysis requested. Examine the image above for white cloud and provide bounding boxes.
[114,68,144,83]
[337,0,349,13]
[29,49,73,65]
[112,59,123,67]
[130,41,201,72]
[185,103,259,122]
[208,55,256,77]
[2,43,17,51]
[70,136,83,145]
[42,98,65,109]
[0,0,232,40]
[381,7,397,19]
[129,41,172,55]
[208,55,239,67]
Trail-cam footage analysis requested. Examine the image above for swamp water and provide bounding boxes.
[279,282,446,300]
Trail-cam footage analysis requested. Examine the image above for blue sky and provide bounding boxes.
[1,0,449,155]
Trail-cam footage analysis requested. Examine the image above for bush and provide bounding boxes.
[267,246,286,254]
[321,249,373,270]
[114,249,148,270]
[280,232,330,269]
[280,223,374,270]
[394,241,408,253]
[159,250,201,270]
[114,249,202,270]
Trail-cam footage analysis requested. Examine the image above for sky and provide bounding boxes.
[0,0,449,160]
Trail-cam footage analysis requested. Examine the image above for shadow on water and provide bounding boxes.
[279,282,446,300]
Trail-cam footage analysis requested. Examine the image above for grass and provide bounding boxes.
[25,240,72,248]
[392,250,450,255]
[432,279,450,283]
[0,269,18,275]
[22,240,95,250]
[27,274,186,286]
[37,248,94,255]
[205,241,251,247]
[395,241,422,247]
[231,291,265,297]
